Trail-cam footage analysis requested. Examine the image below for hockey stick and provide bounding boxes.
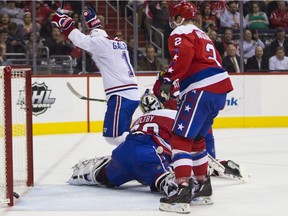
[66,82,106,102]
[208,154,250,182]
[61,0,65,9]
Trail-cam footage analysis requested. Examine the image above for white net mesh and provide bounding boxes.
[0,66,31,206]
[11,69,28,184]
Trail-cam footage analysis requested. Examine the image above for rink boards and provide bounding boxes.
[28,73,288,135]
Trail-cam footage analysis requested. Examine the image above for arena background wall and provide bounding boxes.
[30,73,288,135]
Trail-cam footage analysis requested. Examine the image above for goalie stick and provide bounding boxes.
[66,82,106,102]
[208,154,250,182]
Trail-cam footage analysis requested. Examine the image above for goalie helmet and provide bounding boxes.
[168,0,197,28]
[140,89,163,113]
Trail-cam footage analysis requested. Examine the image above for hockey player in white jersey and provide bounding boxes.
[51,6,140,146]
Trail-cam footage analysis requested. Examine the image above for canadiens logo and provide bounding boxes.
[18,82,56,116]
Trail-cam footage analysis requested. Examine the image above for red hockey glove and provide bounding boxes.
[83,6,101,29]
[51,12,68,28]
[153,77,179,103]
[51,12,75,36]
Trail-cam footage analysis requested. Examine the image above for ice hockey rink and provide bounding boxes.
[1,128,288,216]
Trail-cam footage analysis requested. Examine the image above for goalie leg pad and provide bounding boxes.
[68,156,111,186]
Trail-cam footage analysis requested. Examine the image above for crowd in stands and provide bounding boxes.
[137,0,288,72]
[0,0,288,73]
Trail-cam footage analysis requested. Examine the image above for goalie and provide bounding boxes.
[68,89,248,206]
[68,90,212,204]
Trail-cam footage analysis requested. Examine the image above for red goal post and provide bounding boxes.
[0,65,33,206]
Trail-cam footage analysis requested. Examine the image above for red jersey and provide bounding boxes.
[164,24,233,98]
[130,109,176,154]
[270,9,288,29]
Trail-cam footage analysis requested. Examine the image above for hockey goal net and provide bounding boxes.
[0,66,33,206]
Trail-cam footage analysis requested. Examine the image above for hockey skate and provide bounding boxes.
[191,177,214,205]
[159,179,193,214]
[68,156,111,186]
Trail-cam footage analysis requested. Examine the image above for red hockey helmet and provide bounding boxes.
[168,0,197,28]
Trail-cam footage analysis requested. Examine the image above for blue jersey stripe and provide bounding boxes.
[180,67,226,91]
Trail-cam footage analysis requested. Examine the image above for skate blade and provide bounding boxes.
[191,196,214,205]
[159,202,190,214]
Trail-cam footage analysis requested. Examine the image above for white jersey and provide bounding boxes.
[68,29,140,101]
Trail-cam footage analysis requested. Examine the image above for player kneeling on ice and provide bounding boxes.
[68,89,214,205]
[51,6,140,146]
[68,90,177,197]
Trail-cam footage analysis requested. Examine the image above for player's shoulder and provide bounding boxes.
[170,24,200,36]
[170,24,211,41]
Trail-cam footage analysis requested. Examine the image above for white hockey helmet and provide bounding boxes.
[140,89,163,113]
[89,28,108,37]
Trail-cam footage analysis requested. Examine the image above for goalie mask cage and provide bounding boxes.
[0,66,33,206]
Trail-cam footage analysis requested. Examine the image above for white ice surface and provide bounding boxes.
[1,128,288,216]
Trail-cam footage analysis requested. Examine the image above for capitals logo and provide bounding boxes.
[18,82,55,116]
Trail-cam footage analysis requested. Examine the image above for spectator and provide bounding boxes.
[269,46,288,71]
[222,44,241,73]
[200,3,219,32]
[43,27,73,56]
[220,27,239,57]
[127,35,144,68]
[245,2,269,30]
[0,46,7,66]
[245,45,269,72]
[22,11,41,41]
[243,29,265,60]
[7,22,25,53]
[0,13,10,31]
[127,0,145,28]
[208,0,228,21]
[0,29,12,54]
[0,1,25,26]
[220,1,246,30]
[148,1,172,59]
[25,32,47,64]
[26,0,54,26]
[194,10,203,30]
[243,1,267,17]
[270,0,288,29]
[266,0,281,22]
[74,52,99,74]
[208,29,225,57]
[71,12,82,31]
[269,27,288,58]
[40,11,55,39]
[114,30,124,41]
[138,44,164,71]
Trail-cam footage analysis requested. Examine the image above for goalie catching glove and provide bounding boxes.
[51,12,75,36]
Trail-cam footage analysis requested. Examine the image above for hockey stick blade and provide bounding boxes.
[208,154,250,182]
[66,82,106,102]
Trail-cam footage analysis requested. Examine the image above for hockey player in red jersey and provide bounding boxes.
[154,1,233,213]
[68,90,179,198]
